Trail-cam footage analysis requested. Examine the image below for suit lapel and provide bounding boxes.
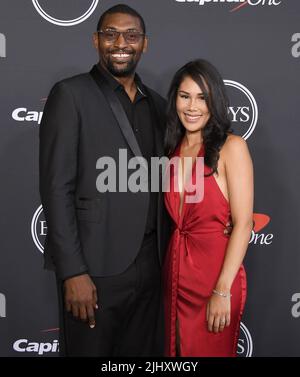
[90,66,166,259]
[90,66,147,170]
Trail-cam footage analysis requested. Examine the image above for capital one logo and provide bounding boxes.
[32,0,99,26]
[0,33,6,58]
[175,0,282,10]
[237,322,253,357]
[12,97,46,126]
[0,293,6,318]
[291,33,300,58]
[249,213,273,245]
[32,205,47,253]
[291,293,300,318]
[13,338,59,355]
[12,107,43,125]
[224,80,258,140]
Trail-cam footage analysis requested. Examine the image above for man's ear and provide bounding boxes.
[93,32,99,50]
[143,36,148,53]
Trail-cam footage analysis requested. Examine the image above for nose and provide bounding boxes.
[114,32,128,48]
[188,98,199,112]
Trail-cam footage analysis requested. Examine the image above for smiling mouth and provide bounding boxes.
[110,53,132,63]
[111,53,131,58]
[184,113,203,122]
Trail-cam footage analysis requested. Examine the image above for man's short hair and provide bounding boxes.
[97,4,146,34]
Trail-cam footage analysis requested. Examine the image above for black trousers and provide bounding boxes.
[57,234,164,357]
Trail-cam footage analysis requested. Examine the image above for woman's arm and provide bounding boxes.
[215,135,253,292]
[207,135,253,333]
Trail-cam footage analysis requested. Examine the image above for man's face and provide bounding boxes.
[93,13,147,77]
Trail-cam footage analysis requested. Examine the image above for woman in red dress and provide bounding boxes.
[163,60,253,357]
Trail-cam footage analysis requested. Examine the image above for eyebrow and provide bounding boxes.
[178,90,204,95]
[104,26,141,32]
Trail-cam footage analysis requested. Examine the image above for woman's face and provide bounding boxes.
[176,75,210,133]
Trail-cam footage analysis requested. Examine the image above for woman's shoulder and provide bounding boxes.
[222,134,248,154]
[219,134,250,166]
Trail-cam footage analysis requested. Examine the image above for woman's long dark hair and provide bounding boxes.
[164,59,232,175]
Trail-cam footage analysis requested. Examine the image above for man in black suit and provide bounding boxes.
[39,4,168,356]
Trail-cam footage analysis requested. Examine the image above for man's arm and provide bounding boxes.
[39,82,97,328]
[39,81,87,279]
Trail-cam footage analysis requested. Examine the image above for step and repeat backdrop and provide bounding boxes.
[0,0,299,357]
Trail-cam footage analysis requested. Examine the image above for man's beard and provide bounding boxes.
[106,57,138,77]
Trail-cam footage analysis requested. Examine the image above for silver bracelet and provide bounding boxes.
[212,289,232,298]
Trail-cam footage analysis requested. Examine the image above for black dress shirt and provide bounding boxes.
[95,64,157,235]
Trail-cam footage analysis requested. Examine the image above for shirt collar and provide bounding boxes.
[95,63,147,97]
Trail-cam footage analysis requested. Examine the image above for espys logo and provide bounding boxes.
[0,293,6,318]
[32,0,99,26]
[249,213,273,245]
[31,205,47,253]
[12,98,46,126]
[224,80,258,140]
[291,293,300,318]
[237,322,253,357]
[0,32,6,58]
[291,33,300,58]
[175,0,282,11]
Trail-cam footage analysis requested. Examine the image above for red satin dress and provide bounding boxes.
[163,144,247,357]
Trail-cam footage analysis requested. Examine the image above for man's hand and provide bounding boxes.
[224,221,233,236]
[64,274,98,328]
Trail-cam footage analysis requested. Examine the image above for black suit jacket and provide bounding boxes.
[39,67,169,280]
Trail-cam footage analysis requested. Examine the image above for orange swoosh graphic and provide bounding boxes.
[253,213,271,232]
[230,1,249,12]
[41,328,59,333]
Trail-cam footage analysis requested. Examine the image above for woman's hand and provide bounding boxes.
[206,293,231,333]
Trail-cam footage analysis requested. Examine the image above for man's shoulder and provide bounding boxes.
[54,72,93,91]
[144,86,167,110]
